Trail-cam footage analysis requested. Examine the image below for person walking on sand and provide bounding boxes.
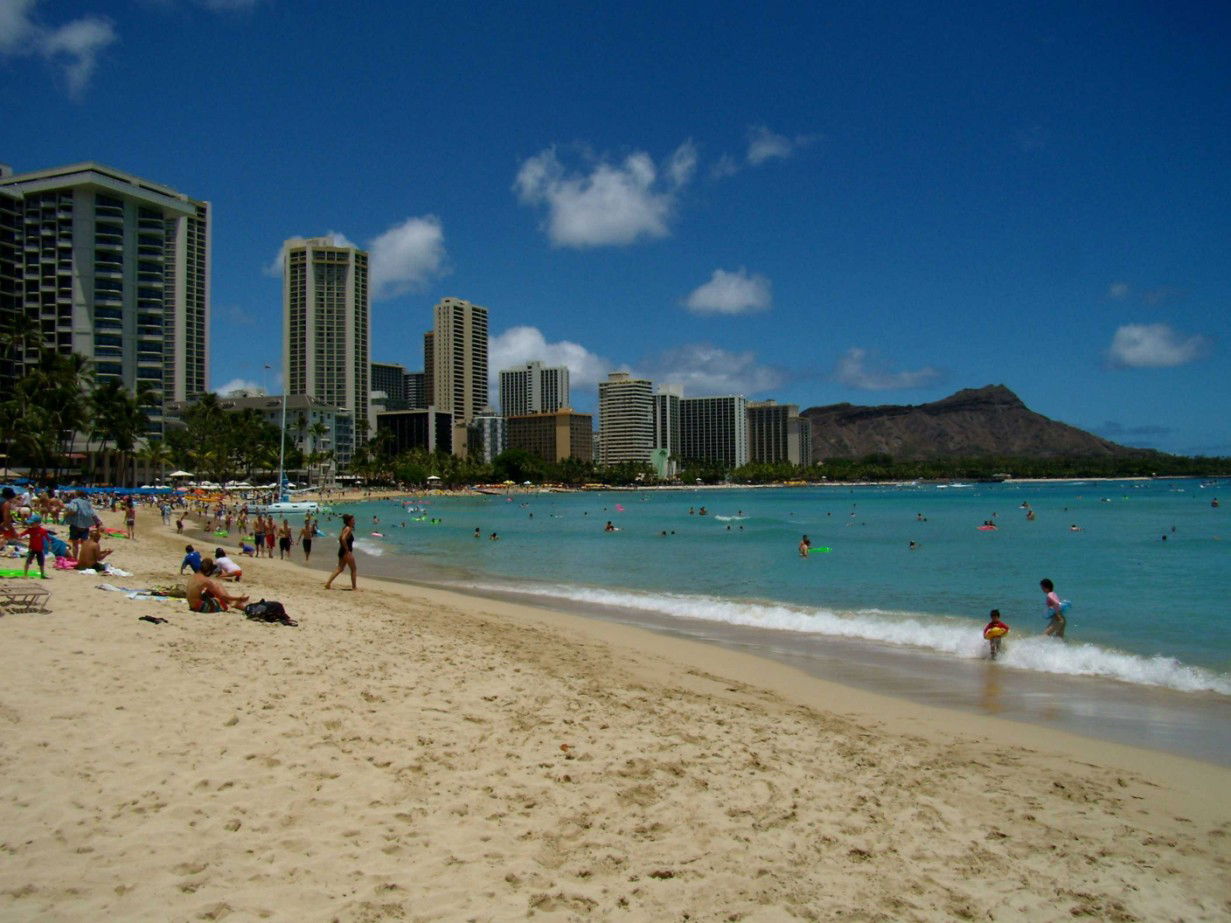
[299,519,314,562]
[325,514,357,590]
[124,497,136,540]
[1040,578,1066,638]
[18,514,51,579]
[278,517,292,559]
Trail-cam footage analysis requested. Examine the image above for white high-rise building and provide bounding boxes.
[432,297,488,455]
[283,236,370,446]
[653,384,683,457]
[0,162,210,429]
[499,360,570,418]
[598,371,654,465]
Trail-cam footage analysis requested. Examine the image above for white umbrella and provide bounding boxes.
[426,475,441,481]
[168,470,193,478]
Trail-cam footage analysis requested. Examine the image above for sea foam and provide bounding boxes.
[470,581,1231,696]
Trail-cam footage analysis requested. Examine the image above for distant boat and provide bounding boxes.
[254,500,322,516]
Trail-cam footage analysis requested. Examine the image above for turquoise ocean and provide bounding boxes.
[340,479,1231,763]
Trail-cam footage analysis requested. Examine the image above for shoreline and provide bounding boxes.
[2,509,1228,918]
[240,501,1231,766]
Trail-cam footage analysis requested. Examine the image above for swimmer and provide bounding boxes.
[798,534,811,557]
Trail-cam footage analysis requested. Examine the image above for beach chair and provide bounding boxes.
[0,583,51,615]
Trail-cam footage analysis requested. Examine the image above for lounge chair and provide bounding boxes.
[0,583,51,615]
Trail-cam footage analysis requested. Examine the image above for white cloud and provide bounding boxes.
[263,224,447,300]
[488,326,612,398]
[0,0,116,96]
[216,378,266,397]
[709,154,740,180]
[1108,282,1131,299]
[666,140,698,186]
[746,125,814,165]
[1107,323,1211,368]
[834,347,942,390]
[638,343,784,396]
[368,215,447,299]
[514,142,695,248]
[683,267,772,315]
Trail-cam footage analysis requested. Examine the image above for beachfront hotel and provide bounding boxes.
[431,297,489,456]
[498,360,570,418]
[747,400,811,465]
[282,236,370,454]
[598,371,654,464]
[507,408,594,464]
[0,162,210,431]
[680,395,750,469]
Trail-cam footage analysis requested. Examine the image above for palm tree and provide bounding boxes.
[137,438,174,484]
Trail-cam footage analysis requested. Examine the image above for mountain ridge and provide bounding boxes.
[800,385,1156,461]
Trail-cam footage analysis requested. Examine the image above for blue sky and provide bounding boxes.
[3,0,1229,454]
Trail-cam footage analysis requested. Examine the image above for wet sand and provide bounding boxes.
[0,508,1227,920]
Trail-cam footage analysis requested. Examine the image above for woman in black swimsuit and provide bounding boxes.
[324,513,357,590]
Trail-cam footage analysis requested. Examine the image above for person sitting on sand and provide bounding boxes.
[186,559,249,613]
[213,548,243,581]
[75,528,113,571]
[180,544,202,574]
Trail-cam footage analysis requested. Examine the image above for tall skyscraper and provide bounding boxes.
[0,162,211,429]
[499,360,570,418]
[680,395,749,468]
[598,371,654,465]
[371,361,408,405]
[422,331,434,406]
[747,401,809,465]
[404,370,427,409]
[431,297,488,454]
[283,236,370,443]
[652,384,683,457]
[0,180,20,394]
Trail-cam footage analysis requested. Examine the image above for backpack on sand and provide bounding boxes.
[242,599,297,627]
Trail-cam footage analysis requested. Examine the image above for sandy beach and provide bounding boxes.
[1,509,1228,921]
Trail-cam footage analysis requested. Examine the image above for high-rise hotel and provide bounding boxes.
[499,360,569,418]
[283,236,370,459]
[0,162,210,428]
[431,296,488,455]
[598,371,654,464]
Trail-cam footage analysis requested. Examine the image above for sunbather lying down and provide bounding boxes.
[186,558,249,613]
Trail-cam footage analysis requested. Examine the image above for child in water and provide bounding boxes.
[1040,578,1067,637]
[983,609,1010,660]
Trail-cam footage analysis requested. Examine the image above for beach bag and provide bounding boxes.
[243,599,297,627]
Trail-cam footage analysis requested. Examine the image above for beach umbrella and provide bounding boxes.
[168,470,193,478]
[426,475,441,482]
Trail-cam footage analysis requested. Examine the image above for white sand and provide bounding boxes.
[0,509,1227,920]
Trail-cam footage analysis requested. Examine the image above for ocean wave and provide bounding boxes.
[470,581,1231,696]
